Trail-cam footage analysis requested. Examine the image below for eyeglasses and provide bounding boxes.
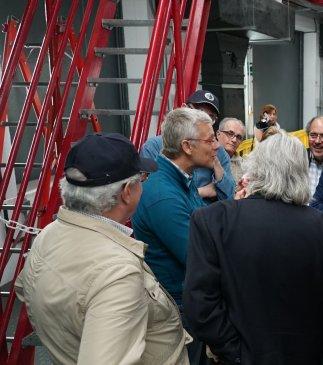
[139,172,150,182]
[187,136,218,145]
[219,130,244,142]
[308,132,323,141]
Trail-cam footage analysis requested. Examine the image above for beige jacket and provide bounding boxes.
[15,207,190,365]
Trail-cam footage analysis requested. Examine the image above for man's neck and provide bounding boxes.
[168,155,193,175]
[102,208,128,226]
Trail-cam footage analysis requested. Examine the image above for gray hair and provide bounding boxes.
[305,116,323,133]
[242,132,310,206]
[218,117,245,133]
[161,107,213,158]
[60,168,141,214]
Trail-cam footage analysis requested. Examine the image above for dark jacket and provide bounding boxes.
[310,170,323,211]
[183,194,323,365]
[132,154,205,305]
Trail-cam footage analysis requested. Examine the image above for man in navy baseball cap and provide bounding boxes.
[186,90,220,126]
[65,133,157,186]
[14,132,191,365]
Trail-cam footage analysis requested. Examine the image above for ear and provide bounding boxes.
[181,139,193,156]
[120,183,131,205]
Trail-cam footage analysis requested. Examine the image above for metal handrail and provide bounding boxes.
[132,0,211,145]
[131,0,172,149]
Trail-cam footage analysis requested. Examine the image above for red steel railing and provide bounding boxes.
[0,1,117,362]
[0,0,211,362]
[132,0,211,145]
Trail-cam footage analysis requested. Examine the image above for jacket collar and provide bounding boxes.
[57,206,147,259]
[157,154,193,189]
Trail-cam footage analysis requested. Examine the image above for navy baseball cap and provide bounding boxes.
[186,90,220,115]
[64,133,157,187]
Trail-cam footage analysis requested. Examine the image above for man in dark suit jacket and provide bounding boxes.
[184,132,323,365]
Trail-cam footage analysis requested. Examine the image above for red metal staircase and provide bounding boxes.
[0,0,211,363]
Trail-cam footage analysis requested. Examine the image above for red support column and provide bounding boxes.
[172,0,185,108]
[187,0,211,94]
[183,0,210,96]
[131,0,172,149]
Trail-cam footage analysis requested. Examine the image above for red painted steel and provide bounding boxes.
[68,30,102,134]
[0,17,20,365]
[7,306,34,365]
[308,0,323,4]
[0,0,66,357]
[41,0,118,227]
[0,0,211,362]
[131,0,172,149]
[5,2,96,362]
[137,0,211,139]
[0,0,63,286]
[140,1,173,146]
[183,0,207,96]
[0,18,16,164]
[172,0,185,108]
[156,0,188,134]
[18,51,43,121]
[187,0,211,95]
[0,0,39,118]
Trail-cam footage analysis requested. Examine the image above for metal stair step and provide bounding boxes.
[87,77,175,85]
[2,117,69,127]
[102,19,155,28]
[24,43,42,48]
[0,247,24,253]
[12,81,78,87]
[0,163,42,168]
[2,204,31,211]
[95,47,172,56]
[102,19,189,28]
[80,109,159,117]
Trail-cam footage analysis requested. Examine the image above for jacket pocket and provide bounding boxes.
[145,273,173,327]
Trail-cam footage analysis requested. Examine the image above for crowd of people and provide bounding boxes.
[14,90,323,365]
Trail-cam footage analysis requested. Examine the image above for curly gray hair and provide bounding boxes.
[242,132,310,206]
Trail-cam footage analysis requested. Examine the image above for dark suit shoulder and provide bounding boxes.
[191,198,241,228]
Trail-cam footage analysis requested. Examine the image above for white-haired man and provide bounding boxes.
[217,117,245,183]
[184,132,323,365]
[133,107,219,364]
[15,133,190,365]
[140,90,235,202]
